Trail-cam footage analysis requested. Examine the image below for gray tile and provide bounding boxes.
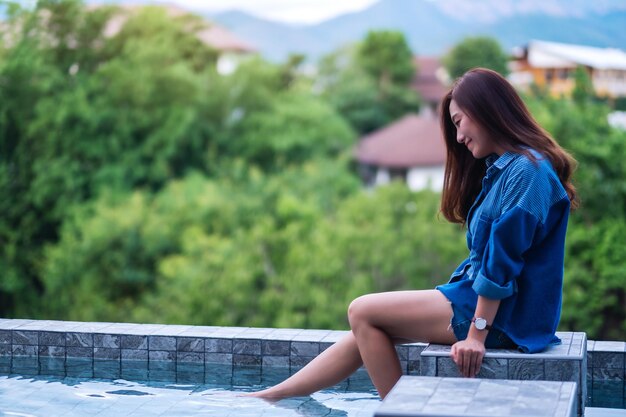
[266,332,298,341]
[11,320,50,331]
[130,324,166,334]
[508,358,545,380]
[395,345,408,361]
[177,337,204,352]
[291,342,319,357]
[212,327,248,337]
[122,349,148,360]
[0,330,11,344]
[177,326,219,338]
[39,331,66,346]
[148,336,176,351]
[593,341,626,352]
[0,344,11,356]
[321,331,349,344]
[408,345,426,361]
[436,357,461,377]
[233,354,261,367]
[593,351,624,369]
[149,325,193,336]
[408,360,421,375]
[205,353,233,365]
[94,347,121,360]
[121,335,147,350]
[0,319,35,329]
[262,355,290,368]
[292,334,326,342]
[67,347,93,358]
[290,356,314,368]
[233,339,261,355]
[99,324,141,335]
[38,345,65,358]
[320,342,333,352]
[546,359,581,382]
[149,350,176,362]
[150,359,175,373]
[587,340,595,352]
[477,358,508,379]
[12,330,38,345]
[93,334,120,348]
[206,338,232,353]
[12,344,37,356]
[420,356,437,376]
[178,352,204,363]
[66,332,93,347]
[592,367,624,381]
[262,340,290,356]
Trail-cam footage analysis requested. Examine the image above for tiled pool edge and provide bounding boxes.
[0,318,427,377]
[1,319,625,385]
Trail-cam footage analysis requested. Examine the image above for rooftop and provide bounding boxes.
[521,40,626,70]
[354,114,445,168]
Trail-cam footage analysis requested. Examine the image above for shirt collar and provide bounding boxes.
[485,151,518,172]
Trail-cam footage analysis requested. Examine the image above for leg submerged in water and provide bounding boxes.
[246,331,363,398]
[248,289,455,399]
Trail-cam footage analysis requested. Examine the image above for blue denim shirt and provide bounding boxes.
[437,150,570,353]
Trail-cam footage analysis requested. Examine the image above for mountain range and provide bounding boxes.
[204,0,626,62]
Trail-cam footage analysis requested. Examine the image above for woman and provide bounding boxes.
[249,68,578,400]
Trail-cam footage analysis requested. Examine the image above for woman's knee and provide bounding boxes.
[347,294,375,328]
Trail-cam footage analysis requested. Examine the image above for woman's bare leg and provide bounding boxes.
[249,289,455,399]
[247,331,363,398]
[348,290,456,398]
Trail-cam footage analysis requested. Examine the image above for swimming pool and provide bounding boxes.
[0,366,380,417]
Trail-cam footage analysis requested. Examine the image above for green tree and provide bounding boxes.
[0,0,349,318]
[41,169,467,329]
[357,30,416,89]
[318,31,420,135]
[572,66,595,105]
[526,93,626,340]
[444,36,509,79]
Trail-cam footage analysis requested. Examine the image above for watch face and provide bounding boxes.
[474,318,487,330]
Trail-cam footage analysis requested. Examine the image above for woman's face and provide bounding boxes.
[449,99,504,159]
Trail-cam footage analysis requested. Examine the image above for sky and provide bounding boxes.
[167,0,380,25]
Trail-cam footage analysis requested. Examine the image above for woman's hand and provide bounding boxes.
[450,338,486,378]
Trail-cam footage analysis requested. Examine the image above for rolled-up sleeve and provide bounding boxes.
[472,206,541,299]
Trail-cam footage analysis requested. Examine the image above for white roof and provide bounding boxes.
[528,40,626,70]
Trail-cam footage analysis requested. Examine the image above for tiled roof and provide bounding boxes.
[411,56,448,104]
[526,40,626,70]
[354,114,446,168]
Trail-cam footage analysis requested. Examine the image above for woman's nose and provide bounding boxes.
[456,131,465,144]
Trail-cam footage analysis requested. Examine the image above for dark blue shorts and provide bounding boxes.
[449,303,517,350]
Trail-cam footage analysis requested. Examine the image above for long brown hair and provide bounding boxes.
[440,68,578,224]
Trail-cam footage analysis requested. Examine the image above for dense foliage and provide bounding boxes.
[1,1,624,340]
[443,36,510,79]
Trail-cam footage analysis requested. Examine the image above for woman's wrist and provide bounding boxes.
[466,326,488,344]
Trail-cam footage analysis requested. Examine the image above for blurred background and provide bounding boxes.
[0,0,625,341]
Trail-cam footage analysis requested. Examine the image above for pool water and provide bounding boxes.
[0,366,380,417]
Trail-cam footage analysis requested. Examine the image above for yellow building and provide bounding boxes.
[510,40,626,98]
